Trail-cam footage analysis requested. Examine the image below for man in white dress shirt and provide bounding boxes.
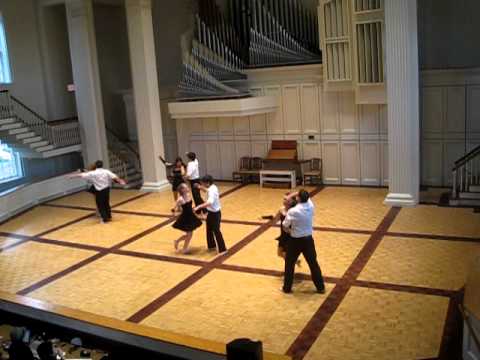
[185,152,204,211]
[68,160,126,223]
[194,175,227,253]
[282,189,325,294]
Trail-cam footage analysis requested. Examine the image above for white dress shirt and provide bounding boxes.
[186,159,199,180]
[206,184,221,212]
[81,168,117,191]
[283,199,314,238]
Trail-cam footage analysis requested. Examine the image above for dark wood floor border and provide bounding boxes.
[437,291,464,360]
[41,203,95,211]
[0,238,32,253]
[111,210,171,218]
[386,231,480,243]
[111,192,153,208]
[217,263,340,284]
[352,280,457,298]
[112,249,208,267]
[312,226,374,235]
[34,213,96,238]
[286,206,402,359]
[17,253,106,296]
[33,237,108,253]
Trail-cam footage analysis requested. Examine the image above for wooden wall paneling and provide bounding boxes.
[379,104,388,135]
[421,140,443,186]
[360,141,380,186]
[301,83,321,134]
[359,104,380,134]
[443,141,466,186]
[445,86,466,136]
[202,117,218,138]
[422,87,444,136]
[381,141,389,186]
[218,117,234,138]
[251,140,269,158]
[190,141,206,176]
[233,116,250,136]
[321,90,340,134]
[188,117,204,137]
[234,141,251,170]
[302,141,321,162]
[341,142,361,184]
[322,142,341,184]
[250,114,268,135]
[339,91,358,134]
[204,141,221,179]
[219,141,236,180]
[282,84,302,134]
[467,85,480,141]
[264,85,284,134]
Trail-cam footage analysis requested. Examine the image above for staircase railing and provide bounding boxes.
[452,144,480,199]
[0,90,81,148]
[106,127,141,174]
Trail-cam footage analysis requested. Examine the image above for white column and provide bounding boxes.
[125,0,169,192]
[384,0,420,207]
[65,0,109,167]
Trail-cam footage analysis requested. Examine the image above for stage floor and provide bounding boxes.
[0,183,479,359]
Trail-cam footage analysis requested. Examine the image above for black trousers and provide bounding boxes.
[95,187,111,221]
[206,210,226,252]
[189,179,204,207]
[283,235,325,292]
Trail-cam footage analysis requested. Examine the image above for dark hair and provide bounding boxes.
[175,157,186,167]
[187,152,196,161]
[95,160,103,168]
[201,174,214,185]
[298,189,309,203]
[37,341,55,360]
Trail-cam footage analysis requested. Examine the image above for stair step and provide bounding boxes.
[470,185,480,193]
[0,117,17,125]
[23,136,42,144]
[36,144,55,152]
[16,131,35,139]
[459,192,480,200]
[30,140,49,149]
[9,127,29,135]
[0,122,22,131]
[450,198,480,207]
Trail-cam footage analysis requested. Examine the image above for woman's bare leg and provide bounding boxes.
[174,234,186,251]
[181,232,193,254]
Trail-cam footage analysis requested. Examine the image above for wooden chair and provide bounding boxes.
[232,157,252,183]
[248,157,264,183]
[303,158,322,185]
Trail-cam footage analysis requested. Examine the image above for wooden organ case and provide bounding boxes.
[263,141,309,180]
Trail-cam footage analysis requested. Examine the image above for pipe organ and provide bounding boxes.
[319,0,386,104]
[177,0,322,100]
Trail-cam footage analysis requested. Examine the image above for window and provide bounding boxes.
[0,14,11,84]
[0,140,22,183]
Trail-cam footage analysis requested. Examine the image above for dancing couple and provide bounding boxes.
[275,189,326,294]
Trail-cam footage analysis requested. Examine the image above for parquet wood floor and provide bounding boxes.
[0,183,477,359]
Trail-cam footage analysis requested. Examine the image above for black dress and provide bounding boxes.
[173,200,202,232]
[276,214,291,250]
[171,168,183,191]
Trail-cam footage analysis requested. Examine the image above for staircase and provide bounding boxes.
[107,129,143,189]
[450,145,480,207]
[0,90,81,158]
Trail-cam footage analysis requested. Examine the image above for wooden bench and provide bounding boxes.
[260,170,296,189]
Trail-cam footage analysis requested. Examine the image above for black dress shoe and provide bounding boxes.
[282,288,292,294]
[317,287,326,294]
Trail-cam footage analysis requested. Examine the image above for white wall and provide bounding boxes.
[421,68,480,187]
[0,0,49,117]
[39,3,77,120]
[93,3,132,140]
[418,0,480,70]
[175,65,388,186]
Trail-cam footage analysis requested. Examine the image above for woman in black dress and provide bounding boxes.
[172,183,203,254]
[159,156,186,201]
[276,192,301,266]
